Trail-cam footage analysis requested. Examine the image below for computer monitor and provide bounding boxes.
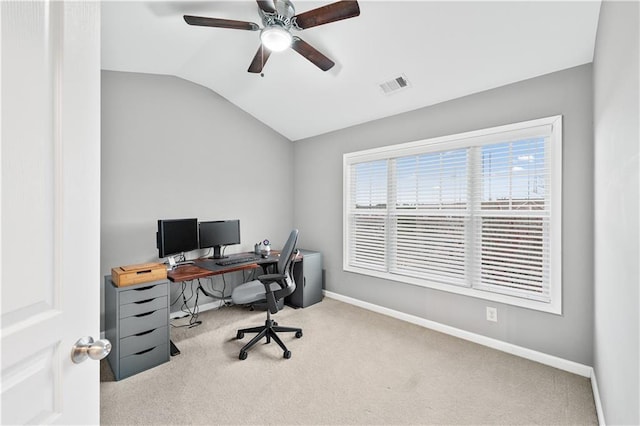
[157,218,199,265]
[199,220,241,259]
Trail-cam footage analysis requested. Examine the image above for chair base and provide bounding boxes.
[236,319,302,360]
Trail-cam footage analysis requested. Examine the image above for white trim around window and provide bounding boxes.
[343,116,562,314]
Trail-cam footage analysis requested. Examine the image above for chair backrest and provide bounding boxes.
[277,229,299,275]
[265,229,299,314]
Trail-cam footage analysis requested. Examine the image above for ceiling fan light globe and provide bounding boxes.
[260,26,292,52]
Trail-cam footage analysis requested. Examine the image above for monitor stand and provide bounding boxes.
[211,245,227,260]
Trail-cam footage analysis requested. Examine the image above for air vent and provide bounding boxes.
[379,74,410,95]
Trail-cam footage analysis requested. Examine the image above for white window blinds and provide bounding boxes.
[344,116,562,313]
[473,138,550,301]
[349,160,387,271]
[390,149,468,287]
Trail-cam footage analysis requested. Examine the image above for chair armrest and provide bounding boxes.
[258,274,287,296]
[258,273,288,314]
[257,273,286,284]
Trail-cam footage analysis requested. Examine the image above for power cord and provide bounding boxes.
[197,247,213,259]
[197,276,233,307]
[170,280,202,328]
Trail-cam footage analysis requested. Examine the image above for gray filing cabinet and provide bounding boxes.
[287,249,323,308]
[104,276,170,380]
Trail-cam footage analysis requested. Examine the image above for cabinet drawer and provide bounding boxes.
[120,296,167,319]
[120,308,167,338]
[119,282,167,305]
[119,326,168,358]
[119,342,169,380]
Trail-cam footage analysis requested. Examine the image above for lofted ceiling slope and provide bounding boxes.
[102,1,601,141]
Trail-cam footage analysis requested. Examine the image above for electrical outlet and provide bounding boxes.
[486,306,498,322]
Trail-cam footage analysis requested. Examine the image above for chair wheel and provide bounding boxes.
[273,321,278,326]
[239,351,247,360]
[295,331,303,338]
[284,350,291,359]
[237,331,244,339]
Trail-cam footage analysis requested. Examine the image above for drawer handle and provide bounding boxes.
[134,285,154,291]
[134,298,154,305]
[135,310,155,318]
[134,347,155,356]
[135,328,156,337]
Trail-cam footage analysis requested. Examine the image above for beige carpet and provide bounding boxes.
[100,298,597,425]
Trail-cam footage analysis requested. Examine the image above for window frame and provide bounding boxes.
[343,116,562,314]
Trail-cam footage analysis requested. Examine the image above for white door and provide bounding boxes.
[1,1,101,424]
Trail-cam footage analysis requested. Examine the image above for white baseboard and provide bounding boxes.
[323,290,593,377]
[590,369,606,425]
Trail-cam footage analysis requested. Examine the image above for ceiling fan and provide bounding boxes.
[183,0,360,74]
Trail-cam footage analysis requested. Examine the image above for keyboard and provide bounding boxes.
[216,256,259,266]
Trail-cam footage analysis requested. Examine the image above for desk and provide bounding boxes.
[166,252,282,283]
[165,252,281,356]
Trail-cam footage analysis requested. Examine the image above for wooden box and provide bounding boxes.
[111,263,167,287]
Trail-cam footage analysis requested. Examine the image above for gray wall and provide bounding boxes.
[293,64,594,365]
[593,1,640,424]
[101,71,294,325]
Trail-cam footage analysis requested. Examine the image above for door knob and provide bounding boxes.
[71,336,112,364]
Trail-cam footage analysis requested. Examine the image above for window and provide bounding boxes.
[343,116,562,314]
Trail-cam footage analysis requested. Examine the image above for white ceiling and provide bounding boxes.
[101,1,601,141]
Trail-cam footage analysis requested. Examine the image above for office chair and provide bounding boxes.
[231,229,302,360]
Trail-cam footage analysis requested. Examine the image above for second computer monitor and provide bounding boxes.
[199,220,241,259]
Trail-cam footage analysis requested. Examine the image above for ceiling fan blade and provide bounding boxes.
[183,15,259,31]
[256,0,276,14]
[291,37,335,71]
[248,45,272,73]
[294,1,360,29]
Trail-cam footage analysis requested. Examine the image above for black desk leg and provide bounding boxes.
[170,340,181,356]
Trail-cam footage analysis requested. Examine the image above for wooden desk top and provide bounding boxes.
[167,261,259,282]
[166,251,286,282]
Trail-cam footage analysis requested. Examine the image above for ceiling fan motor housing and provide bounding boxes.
[260,0,299,31]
